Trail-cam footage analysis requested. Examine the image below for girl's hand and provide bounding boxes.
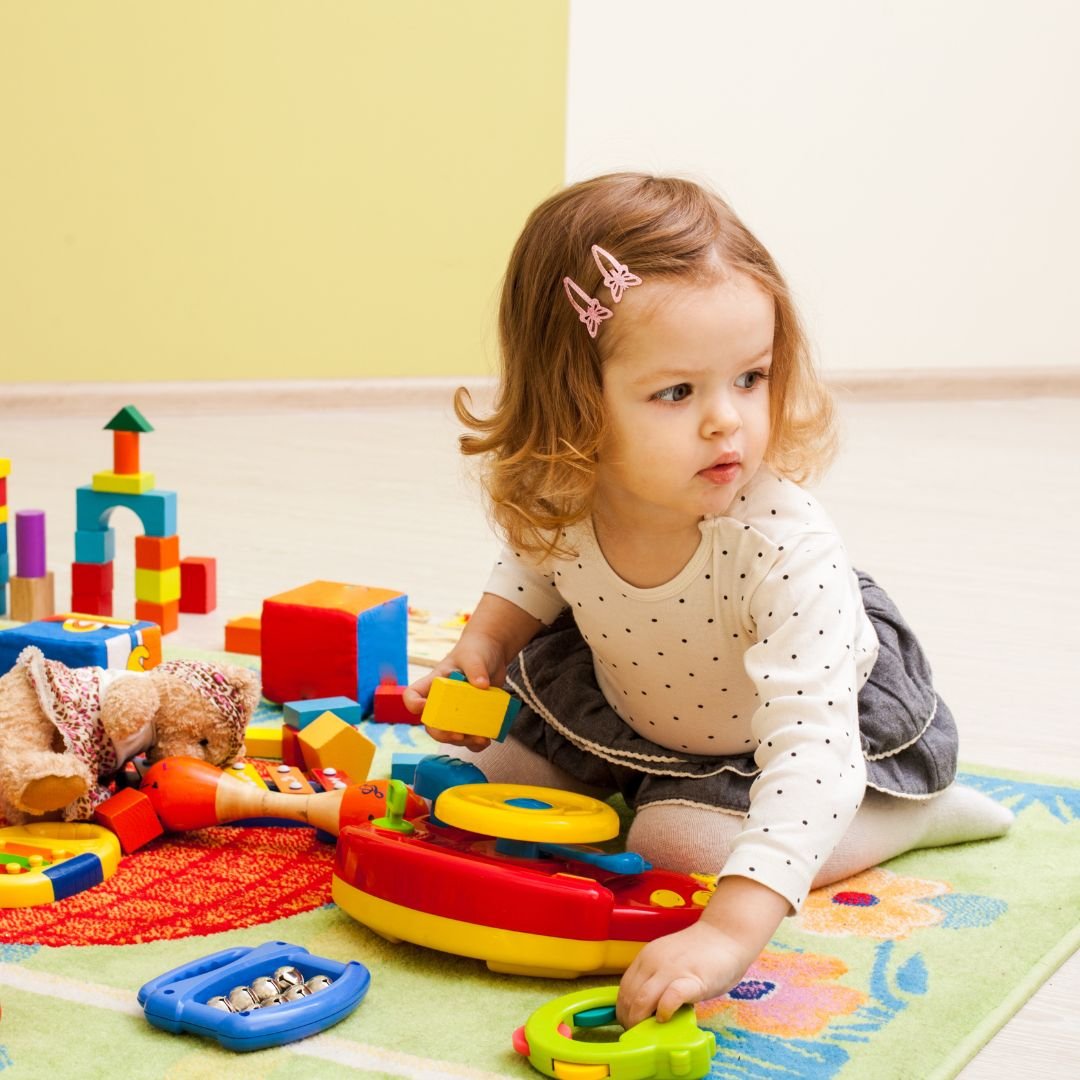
[404,630,509,754]
[616,875,790,1029]
[616,920,751,1029]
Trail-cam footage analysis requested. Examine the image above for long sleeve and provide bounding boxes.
[716,531,872,911]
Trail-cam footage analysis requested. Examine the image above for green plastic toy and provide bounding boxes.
[512,985,716,1080]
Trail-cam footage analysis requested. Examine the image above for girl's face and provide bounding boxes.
[595,269,774,533]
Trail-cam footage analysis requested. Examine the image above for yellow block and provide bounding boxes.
[92,470,156,494]
[298,712,375,782]
[244,725,283,760]
[424,676,515,740]
[0,506,7,523]
[134,566,181,604]
[0,457,9,477]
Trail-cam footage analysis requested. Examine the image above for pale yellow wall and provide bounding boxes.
[0,1,567,382]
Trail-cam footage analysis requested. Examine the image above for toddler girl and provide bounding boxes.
[405,173,1011,1028]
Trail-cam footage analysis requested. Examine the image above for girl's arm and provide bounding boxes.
[616,875,791,1029]
[404,592,543,750]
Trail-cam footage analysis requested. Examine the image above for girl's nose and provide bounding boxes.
[700,393,741,437]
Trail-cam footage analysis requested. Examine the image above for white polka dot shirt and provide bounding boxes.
[484,469,879,910]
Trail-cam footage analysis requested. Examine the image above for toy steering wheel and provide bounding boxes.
[434,783,620,844]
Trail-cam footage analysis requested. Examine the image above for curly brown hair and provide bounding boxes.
[456,173,836,558]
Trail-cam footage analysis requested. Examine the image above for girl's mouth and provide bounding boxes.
[699,461,741,485]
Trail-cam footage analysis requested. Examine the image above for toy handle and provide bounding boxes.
[136,946,251,1004]
[538,843,652,875]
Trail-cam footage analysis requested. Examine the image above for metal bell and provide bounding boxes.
[279,983,312,1003]
[272,965,305,991]
[206,995,233,1011]
[249,975,279,1003]
[227,985,259,1011]
[305,974,334,993]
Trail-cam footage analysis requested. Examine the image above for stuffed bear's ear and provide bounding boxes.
[100,676,162,747]
[223,664,261,716]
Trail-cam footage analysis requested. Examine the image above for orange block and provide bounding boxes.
[135,598,179,635]
[93,788,163,853]
[113,430,140,474]
[225,615,261,656]
[135,534,180,571]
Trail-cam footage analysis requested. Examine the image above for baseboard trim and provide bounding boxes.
[1,367,1077,416]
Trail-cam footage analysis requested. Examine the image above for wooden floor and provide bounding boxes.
[1,387,1077,1076]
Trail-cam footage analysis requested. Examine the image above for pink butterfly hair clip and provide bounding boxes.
[562,245,643,338]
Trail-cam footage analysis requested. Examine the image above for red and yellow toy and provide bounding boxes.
[332,781,715,979]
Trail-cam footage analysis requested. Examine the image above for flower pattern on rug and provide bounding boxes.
[795,868,949,939]
[697,948,867,1038]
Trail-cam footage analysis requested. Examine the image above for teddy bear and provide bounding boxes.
[0,645,261,824]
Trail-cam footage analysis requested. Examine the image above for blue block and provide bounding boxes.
[0,615,161,675]
[0,522,8,553]
[75,527,116,564]
[413,754,488,826]
[390,752,431,784]
[44,852,104,900]
[0,550,8,582]
[283,696,364,730]
[76,485,177,539]
[356,593,408,715]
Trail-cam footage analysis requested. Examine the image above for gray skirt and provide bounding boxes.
[503,571,958,814]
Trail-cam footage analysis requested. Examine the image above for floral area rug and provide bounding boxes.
[0,654,1077,1078]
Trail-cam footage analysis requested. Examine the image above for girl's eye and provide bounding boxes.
[654,383,692,403]
[735,370,769,390]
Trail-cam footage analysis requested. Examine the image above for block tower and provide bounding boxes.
[0,457,9,615]
[71,406,183,633]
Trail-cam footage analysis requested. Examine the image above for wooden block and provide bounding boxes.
[179,556,217,614]
[422,674,521,742]
[92,788,163,853]
[268,764,315,796]
[135,566,181,605]
[135,598,179,635]
[92,470,156,495]
[10,572,55,622]
[224,615,261,656]
[244,724,283,759]
[283,696,363,730]
[72,561,114,595]
[75,528,116,564]
[135,534,180,571]
[70,593,113,618]
[298,712,376,782]
[373,683,420,724]
[113,430,140,474]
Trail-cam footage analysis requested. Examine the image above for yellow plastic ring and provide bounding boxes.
[434,783,620,844]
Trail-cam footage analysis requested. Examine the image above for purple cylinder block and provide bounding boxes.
[15,508,47,578]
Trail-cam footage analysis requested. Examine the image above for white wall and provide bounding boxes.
[567,1,1080,374]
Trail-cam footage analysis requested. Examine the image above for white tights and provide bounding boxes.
[452,736,1014,887]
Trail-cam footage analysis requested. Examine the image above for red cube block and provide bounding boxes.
[92,787,164,853]
[179,556,217,614]
[373,683,421,724]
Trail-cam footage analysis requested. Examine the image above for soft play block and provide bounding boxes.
[422,672,521,742]
[283,696,363,731]
[225,615,261,656]
[179,556,217,614]
[93,788,164,853]
[297,712,376,782]
[260,581,408,712]
[244,725,283,759]
[373,683,421,725]
[0,614,163,675]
